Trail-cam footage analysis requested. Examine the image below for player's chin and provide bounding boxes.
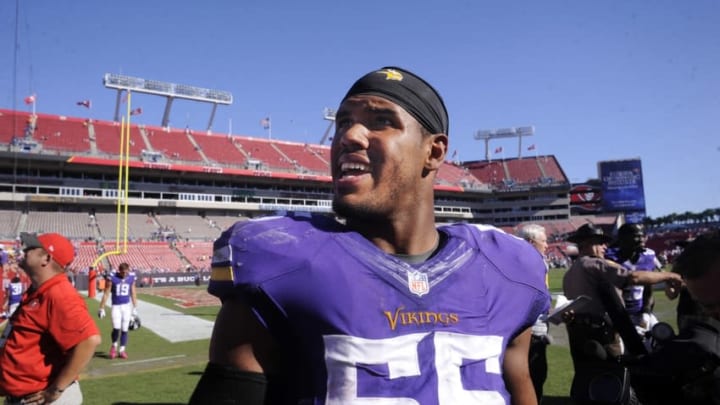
[332,196,372,220]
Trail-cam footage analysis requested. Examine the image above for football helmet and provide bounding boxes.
[128,314,142,330]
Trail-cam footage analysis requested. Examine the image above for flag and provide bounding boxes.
[76,100,91,108]
[130,107,143,116]
[24,94,36,105]
[527,144,536,151]
[451,150,458,159]
[494,146,503,154]
[260,117,271,129]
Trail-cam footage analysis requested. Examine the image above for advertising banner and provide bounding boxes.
[599,159,646,222]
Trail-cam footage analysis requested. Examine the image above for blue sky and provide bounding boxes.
[1,0,718,219]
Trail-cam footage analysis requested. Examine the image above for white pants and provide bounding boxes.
[3,380,82,405]
[111,303,132,331]
[7,303,19,317]
[49,381,83,405]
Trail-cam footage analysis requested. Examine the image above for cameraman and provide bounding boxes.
[637,229,720,404]
[672,229,720,322]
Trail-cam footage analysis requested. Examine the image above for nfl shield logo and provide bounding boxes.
[407,270,430,297]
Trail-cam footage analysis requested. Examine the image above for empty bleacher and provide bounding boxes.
[193,133,248,166]
[465,161,507,185]
[437,162,485,188]
[72,242,101,272]
[307,145,330,166]
[0,109,33,144]
[506,158,544,184]
[103,241,185,272]
[536,155,567,183]
[0,209,22,238]
[206,215,246,232]
[154,214,218,240]
[234,137,295,171]
[94,120,146,157]
[33,114,91,153]
[94,212,159,240]
[145,127,205,162]
[24,211,94,238]
[272,141,330,174]
[175,241,213,270]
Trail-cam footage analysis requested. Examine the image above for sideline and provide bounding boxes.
[89,293,214,343]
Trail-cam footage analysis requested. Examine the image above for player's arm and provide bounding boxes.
[189,296,279,405]
[641,280,655,313]
[98,279,111,306]
[502,327,538,405]
[2,286,8,310]
[97,279,112,318]
[131,278,138,309]
[629,269,682,287]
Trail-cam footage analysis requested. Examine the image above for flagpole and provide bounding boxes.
[228,118,232,136]
[268,115,272,140]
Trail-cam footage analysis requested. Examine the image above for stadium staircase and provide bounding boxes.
[87,122,98,155]
[185,132,211,164]
[138,127,154,155]
[501,160,511,180]
[536,158,547,178]
[270,143,303,172]
[17,212,27,235]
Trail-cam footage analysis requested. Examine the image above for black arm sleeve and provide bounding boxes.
[188,363,268,405]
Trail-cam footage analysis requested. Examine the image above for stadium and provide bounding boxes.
[1,74,717,404]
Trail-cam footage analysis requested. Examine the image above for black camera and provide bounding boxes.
[628,319,720,405]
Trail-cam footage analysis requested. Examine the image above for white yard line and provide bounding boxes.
[110,354,187,367]
[92,294,214,343]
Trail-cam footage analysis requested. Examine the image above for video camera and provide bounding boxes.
[570,276,720,405]
[628,318,720,405]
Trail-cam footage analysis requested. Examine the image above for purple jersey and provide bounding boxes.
[7,281,23,305]
[606,248,659,314]
[209,214,549,405]
[109,273,135,305]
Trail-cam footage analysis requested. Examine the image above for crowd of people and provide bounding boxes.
[1,66,719,404]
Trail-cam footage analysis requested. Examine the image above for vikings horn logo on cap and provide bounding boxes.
[342,66,449,136]
[379,68,403,81]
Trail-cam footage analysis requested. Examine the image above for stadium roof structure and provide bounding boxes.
[103,73,233,131]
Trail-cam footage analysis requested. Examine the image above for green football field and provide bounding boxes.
[71,269,680,404]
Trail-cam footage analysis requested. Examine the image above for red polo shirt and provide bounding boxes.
[0,273,99,397]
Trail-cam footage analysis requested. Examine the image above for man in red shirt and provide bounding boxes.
[0,233,101,404]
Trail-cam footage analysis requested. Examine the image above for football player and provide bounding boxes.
[189,67,549,404]
[606,223,663,334]
[3,275,24,317]
[98,262,137,359]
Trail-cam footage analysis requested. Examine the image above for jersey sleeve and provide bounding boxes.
[207,214,337,301]
[466,224,551,328]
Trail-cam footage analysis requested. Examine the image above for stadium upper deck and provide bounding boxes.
[0,108,571,225]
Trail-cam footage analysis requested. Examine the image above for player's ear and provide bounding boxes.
[425,133,448,171]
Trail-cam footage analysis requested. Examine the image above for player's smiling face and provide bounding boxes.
[331,95,428,220]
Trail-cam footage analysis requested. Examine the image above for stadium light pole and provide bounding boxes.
[103,73,233,131]
[319,107,336,145]
[474,126,534,160]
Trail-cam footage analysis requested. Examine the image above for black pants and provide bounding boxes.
[529,335,548,403]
